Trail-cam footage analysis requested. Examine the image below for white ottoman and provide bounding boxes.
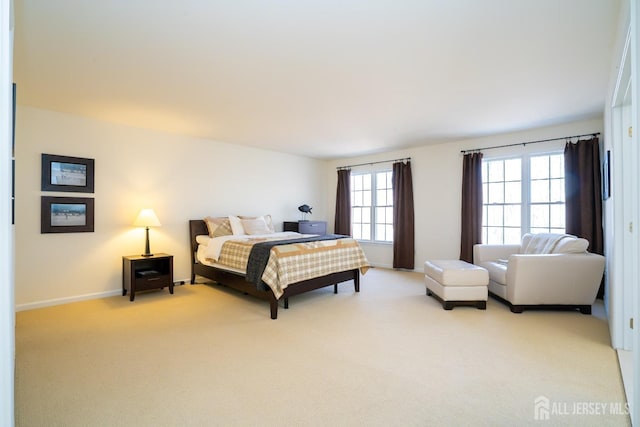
[424,260,489,310]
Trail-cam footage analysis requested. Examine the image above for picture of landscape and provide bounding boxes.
[50,203,86,227]
[50,161,87,186]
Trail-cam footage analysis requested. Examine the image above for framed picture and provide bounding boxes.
[12,83,15,157]
[41,196,95,233]
[12,83,15,224]
[41,154,95,193]
[602,150,611,200]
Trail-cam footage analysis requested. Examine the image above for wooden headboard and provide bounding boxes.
[189,220,208,265]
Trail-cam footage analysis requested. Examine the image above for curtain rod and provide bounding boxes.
[460,132,600,154]
[336,157,411,170]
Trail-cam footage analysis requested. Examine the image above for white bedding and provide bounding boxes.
[199,232,304,262]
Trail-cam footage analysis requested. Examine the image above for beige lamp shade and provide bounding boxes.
[133,208,161,228]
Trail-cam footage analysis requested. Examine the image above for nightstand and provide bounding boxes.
[283,220,327,235]
[122,253,173,301]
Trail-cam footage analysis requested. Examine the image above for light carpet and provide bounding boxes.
[15,268,630,426]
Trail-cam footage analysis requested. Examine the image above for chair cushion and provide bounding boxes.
[477,261,508,285]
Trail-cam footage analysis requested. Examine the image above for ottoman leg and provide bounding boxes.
[443,301,454,310]
[477,301,487,310]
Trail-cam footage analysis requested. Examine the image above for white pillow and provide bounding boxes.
[520,233,533,253]
[241,217,272,235]
[553,237,590,254]
[228,215,245,235]
[239,214,276,233]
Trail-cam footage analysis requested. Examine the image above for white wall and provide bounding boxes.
[0,0,14,424]
[325,117,604,270]
[14,105,605,308]
[14,106,328,308]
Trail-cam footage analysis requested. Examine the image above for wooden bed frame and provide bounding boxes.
[189,220,360,319]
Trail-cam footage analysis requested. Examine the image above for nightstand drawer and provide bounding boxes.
[298,221,327,235]
[135,275,171,291]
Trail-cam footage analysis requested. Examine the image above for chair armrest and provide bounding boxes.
[506,253,605,305]
[473,244,521,264]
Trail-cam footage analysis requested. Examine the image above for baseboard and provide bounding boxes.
[16,278,193,312]
[16,290,123,312]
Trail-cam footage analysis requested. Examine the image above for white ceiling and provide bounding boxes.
[13,0,621,159]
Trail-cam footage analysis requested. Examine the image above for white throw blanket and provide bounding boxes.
[523,233,572,254]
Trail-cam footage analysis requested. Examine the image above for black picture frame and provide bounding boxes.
[12,83,15,157]
[41,196,95,233]
[41,154,95,193]
[12,83,15,224]
[603,150,611,200]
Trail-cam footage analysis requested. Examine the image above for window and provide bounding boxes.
[351,170,393,242]
[482,153,565,244]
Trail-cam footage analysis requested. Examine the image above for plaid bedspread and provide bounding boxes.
[217,236,369,299]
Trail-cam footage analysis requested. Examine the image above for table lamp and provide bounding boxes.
[133,208,161,257]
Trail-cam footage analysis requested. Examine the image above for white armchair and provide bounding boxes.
[473,233,605,314]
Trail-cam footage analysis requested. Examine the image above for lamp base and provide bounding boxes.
[142,227,153,258]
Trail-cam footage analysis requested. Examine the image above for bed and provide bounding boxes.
[189,219,369,319]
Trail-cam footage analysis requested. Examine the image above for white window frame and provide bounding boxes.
[350,168,394,243]
[482,150,565,244]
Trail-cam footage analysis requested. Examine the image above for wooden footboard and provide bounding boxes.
[189,220,360,319]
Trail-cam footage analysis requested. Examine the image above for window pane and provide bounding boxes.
[504,205,520,226]
[531,180,549,203]
[487,227,503,244]
[531,227,549,234]
[549,155,564,178]
[504,228,521,244]
[354,192,363,206]
[504,159,521,181]
[487,205,503,226]
[386,207,393,222]
[531,156,549,179]
[376,207,386,224]
[550,179,564,202]
[353,175,362,191]
[531,205,550,228]
[361,225,371,240]
[488,182,504,203]
[353,207,362,223]
[385,225,393,241]
[504,182,521,203]
[363,190,371,206]
[361,207,371,223]
[377,190,387,206]
[550,204,565,228]
[352,225,362,240]
[363,174,371,190]
[488,161,504,182]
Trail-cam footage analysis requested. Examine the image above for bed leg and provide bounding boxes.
[354,270,360,292]
[269,296,278,319]
[334,284,338,294]
[190,273,196,285]
[284,298,289,309]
